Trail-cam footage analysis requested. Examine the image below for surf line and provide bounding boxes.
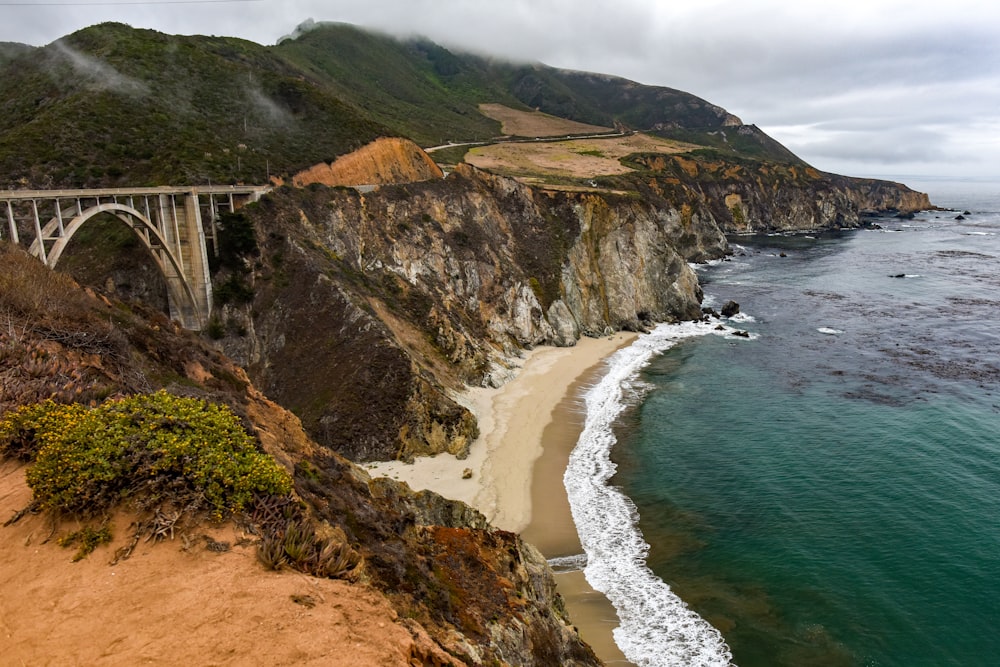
[564,320,744,667]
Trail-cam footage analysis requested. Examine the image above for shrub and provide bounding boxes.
[214,274,255,305]
[0,390,292,518]
[58,524,113,561]
[215,211,259,270]
[256,518,362,579]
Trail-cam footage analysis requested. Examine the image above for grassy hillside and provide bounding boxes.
[274,22,803,163]
[272,23,520,145]
[0,41,32,67]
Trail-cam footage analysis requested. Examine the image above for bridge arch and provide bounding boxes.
[32,202,203,329]
[2,185,268,331]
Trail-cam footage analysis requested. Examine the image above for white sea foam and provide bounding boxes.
[689,258,725,272]
[727,312,756,323]
[817,327,844,335]
[548,553,588,573]
[565,321,739,666]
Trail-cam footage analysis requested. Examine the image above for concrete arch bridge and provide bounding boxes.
[0,185,269,330]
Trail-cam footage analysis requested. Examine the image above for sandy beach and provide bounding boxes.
[368,334,638,665]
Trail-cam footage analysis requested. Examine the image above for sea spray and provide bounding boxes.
[565,321,745,667]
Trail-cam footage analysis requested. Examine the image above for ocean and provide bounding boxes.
[566,180,1000,666]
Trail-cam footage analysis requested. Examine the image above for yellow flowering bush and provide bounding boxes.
[0,391,292,517]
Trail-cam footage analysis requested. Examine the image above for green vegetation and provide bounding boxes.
[58,524,113,561]
[0,23,387,188]
[0,41,34,68]
[427,144,475,166]
[653,127,804,164]
[274,25,515,146]
[0,390,292,518]
[211,210,259,306]
[214,210,259,268]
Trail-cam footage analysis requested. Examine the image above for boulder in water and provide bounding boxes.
[721,300,741,317]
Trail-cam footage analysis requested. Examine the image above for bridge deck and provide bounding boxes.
[0,185,270,202]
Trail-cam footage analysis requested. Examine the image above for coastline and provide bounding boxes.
[366,333,637,664]
[521,364,637,666]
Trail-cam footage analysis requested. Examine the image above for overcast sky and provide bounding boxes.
[2,0,999,189]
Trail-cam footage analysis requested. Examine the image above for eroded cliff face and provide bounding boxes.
[629,153,932,233]
[218,164,726,462]
[290,137,444,187]
[216,148,930,464]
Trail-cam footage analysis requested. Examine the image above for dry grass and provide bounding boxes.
[478,103,613,137]
[464,132,700,184]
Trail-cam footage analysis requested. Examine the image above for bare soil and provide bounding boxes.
[465,133,699,183]
[478,103,613,137]
[0,461,457,666]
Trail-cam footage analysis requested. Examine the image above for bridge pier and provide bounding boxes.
[0,185,269,331]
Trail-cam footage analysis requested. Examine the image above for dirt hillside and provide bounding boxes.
[291,137,444,187]
[478,103,613,137]
[0,462,457,666]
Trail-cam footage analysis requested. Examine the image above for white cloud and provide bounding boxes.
[51,41,150,96]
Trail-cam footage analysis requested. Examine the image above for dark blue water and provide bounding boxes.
[611,184,1000,666]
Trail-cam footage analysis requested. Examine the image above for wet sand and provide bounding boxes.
[522,363,636,667]
[366,334,638,665]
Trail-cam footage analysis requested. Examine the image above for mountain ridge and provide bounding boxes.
[1,20,817,188]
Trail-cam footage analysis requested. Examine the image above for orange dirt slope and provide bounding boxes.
[291,137,444,188]
[0,462,459,667]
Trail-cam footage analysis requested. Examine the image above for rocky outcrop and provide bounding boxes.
[841,176,935,215]
[291,137,444,187]
[628,153,931,233]
[218,164,727,461]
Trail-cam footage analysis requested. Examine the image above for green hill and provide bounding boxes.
[0,41,33,67]
[0,23,388,187]
[273,23,520,145]
[0,21,810,189]
[275,22,801,163]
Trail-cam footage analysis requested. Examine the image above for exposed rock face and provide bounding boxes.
[291,137,444,187]
[220,164,726,461]
[216,153,928,464]
[629,154,931,233]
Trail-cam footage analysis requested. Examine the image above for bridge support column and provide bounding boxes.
[5,201,18,243]
[182,193,213,325]
[157,194,213,330]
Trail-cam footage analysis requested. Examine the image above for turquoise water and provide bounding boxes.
[604,185,1000,666]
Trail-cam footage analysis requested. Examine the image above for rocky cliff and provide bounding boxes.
[215,163,728,461]
[210,136,929,464]
[624,152,931,233]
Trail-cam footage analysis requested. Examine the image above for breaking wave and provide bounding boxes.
[565,321,740,666]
